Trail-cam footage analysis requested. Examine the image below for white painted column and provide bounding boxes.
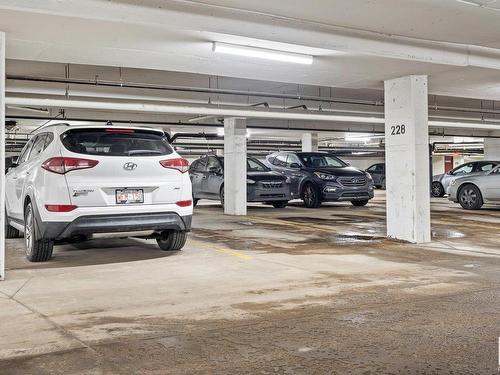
[224,118,247,215]
[0,32,5,280]
[301,133,318,152]
[384,75,431,244]
[484,138,500,159]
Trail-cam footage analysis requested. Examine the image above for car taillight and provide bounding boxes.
[45,205,78,212]
[42,157,99,174]
[176,200,192,207]
[160,158,189,173]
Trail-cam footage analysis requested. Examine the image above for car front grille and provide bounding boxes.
[339,177,367,186]
[261,181,283,189]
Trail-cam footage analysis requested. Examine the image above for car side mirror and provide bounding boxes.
[290,163,301,169]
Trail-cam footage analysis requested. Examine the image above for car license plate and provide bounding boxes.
[116,189,144,204]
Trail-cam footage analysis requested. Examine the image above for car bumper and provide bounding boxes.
[247,186,292,202]
[320,184,374,201]
[38,212,192,241]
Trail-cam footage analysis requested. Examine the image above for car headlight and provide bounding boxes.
[366,173,373,181]
[314,172,337,181]
[247,179,256,184]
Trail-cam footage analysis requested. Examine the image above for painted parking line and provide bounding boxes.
[189,239,253,260]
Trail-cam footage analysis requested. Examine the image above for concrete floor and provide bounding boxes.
[0,191,499,374]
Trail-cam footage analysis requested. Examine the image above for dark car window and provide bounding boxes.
[28,134,47,161]
[476,162,497,172]
[18,138,35,165]
[286,154,302,168]
[207,156,222,171]
[61,128,173,157]
[218,157,269,172]
[367,164,378,173]
[191,158,207,172]
[274,154,288,167]
[451,163,474,175]
[299,154,347,168]
[44,132,54,149]
[247,158,270,172]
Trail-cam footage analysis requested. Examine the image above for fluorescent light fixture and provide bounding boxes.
[456,0,480,6]
[213,42,313,65]
[345,133,372,143]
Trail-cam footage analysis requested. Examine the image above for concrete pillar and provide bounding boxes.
[484,138,500,159]
[301,133,318,152]
[223,118,247,215]
[384,75,431,244]
[0,32,5,280]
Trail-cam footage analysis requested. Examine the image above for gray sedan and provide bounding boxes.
[432,161,500,197]
[448,165,500,209]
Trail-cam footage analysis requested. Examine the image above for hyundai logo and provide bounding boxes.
[123,162,138,171]
[352,178,357,183]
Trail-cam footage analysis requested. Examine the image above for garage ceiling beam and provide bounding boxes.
[3,1,500,70]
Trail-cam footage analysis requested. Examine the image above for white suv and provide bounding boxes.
[5,123,193,262]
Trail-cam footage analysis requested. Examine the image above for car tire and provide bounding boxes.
[219,186,225,206]
[272,201,288,208]
[458,184,483,210]
[302,183,321,208]
[431,182,445,197]
[24,202,54,262]
[5,211,20,238]
[5,224,20,238]
[156,231,187,251]
[351,200,369,207]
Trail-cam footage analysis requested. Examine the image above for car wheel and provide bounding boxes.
[458,184,483,210]
[351,200,369,207]
[431,182,445,197]
[302,183,321,208]
[5,211,20,238]
[156,230,187,251]
[272,201,288,208]
[24,202,54,262]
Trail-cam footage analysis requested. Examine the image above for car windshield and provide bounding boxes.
[298,154,347,168]
[218,157,270,172]
[61,128,173,157]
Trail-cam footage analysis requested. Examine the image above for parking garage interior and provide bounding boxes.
[0,1,500,374]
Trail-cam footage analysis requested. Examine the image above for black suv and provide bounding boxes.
[265,152,374,208]
[189,154,292,208]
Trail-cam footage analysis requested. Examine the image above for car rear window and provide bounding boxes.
[61,128,173,157]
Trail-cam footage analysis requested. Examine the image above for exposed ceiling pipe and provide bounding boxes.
[7,75,500,116]
[6,74,382,107]
[6,97,500,131]
[5,114,384,134]
[4,97,387,124]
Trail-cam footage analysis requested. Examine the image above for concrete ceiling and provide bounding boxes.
[0,0,500,99]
